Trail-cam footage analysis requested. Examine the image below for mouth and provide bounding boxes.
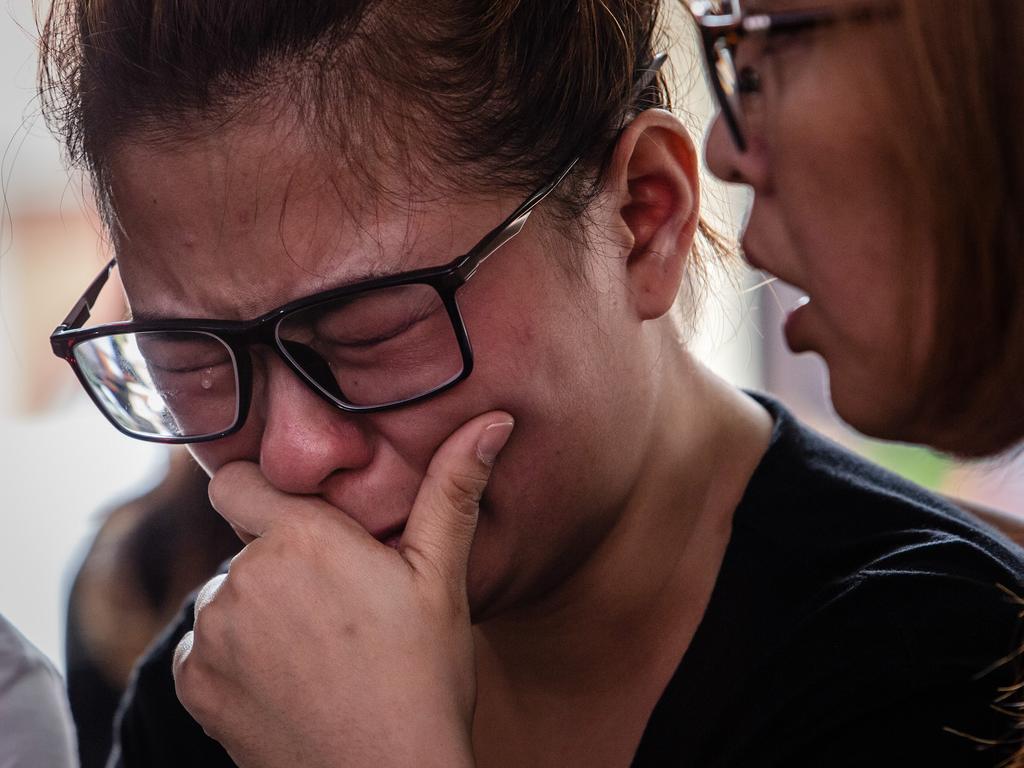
[370,522,406,550]
[782,295,814,353]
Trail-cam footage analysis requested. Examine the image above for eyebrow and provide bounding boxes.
[128,265,398,323]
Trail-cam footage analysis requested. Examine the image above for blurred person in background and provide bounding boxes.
[691,0,1024,756]
[36,0,1024,766]
[695,0,1023,459]
[0,612,77,767]
[65,450,240,768]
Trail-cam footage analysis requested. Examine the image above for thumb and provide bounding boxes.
[401,412,514,588]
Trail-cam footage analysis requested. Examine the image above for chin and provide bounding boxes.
[465,563,507,624]
[826,366,924,444]
[463,518,527,624]
[464,543,547,624]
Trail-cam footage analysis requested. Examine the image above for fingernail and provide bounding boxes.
[476,420,515,466]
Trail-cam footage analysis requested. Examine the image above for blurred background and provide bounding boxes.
[2,1,1023,687]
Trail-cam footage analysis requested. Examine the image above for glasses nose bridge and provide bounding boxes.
[229,313,355,416]
[224,311,288,354]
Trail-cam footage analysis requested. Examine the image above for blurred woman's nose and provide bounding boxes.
[256,356,374,495]
[704,111,767,189]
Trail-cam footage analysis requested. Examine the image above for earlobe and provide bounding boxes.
[610,110,700,321]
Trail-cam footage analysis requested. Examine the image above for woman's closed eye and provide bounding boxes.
[135,339,235,397]
[305,289,445,351]
[140,346,233,375]
[319,308,435,348]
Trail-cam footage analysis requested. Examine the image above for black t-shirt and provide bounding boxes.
[110,395,1024,767]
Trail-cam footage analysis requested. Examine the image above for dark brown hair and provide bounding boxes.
[38,0,726,273]
[888,0,1024,458]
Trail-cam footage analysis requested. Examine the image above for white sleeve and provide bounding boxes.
[0,614,78,768]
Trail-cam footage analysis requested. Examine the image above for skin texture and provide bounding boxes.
[108,107,774,766]
[704,0,938,441]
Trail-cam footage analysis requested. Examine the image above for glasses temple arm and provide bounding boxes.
[455,53,669,282]
[454,156,580,281]
[56,258,116,331]
[632,52,669,106]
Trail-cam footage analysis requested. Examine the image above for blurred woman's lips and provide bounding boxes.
[784,296,813,353]
[743,235,814,351]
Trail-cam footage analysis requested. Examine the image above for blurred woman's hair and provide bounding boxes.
[885,0,1024,457]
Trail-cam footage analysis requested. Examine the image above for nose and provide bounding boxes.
[704,111,768,189]
[256,354,374,495]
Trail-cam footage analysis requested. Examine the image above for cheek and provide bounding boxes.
[772,81,917,337]
[778,146,934,364]
[187,417,265,476]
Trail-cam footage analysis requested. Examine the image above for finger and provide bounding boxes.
[401,412,514,587]
[207,461,284,538]
[209,461,351,539]
[175,573,225,689]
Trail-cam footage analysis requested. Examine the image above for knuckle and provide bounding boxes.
[194,573,226,611]
[224,554,255,595]
[224,540,271,598]
[436,466,489,507]
[173,645,206,716]
[191,595,222,640]
[178,678,221,738]
[207,461,254,510]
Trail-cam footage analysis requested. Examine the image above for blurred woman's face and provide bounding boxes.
[704,0,938,441]
[107,117,662,620]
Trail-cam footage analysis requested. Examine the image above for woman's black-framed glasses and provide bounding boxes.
[50,54,668,444]
[687,1,896,152]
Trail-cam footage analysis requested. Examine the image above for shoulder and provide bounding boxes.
[705,394,1024,764]
[736,394,1024,672]
[738,392,1024,588]
[711,565,1024,766]
[0,614,78,768]
[0,612,58,686]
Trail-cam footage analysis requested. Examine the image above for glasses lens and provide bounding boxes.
[72,331,239,439]
[277,283,465,408]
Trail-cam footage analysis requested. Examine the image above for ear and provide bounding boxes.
[606,109,700,320]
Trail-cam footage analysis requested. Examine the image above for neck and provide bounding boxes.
[472,361,772,757]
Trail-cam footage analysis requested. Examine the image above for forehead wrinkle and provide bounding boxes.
[112,113,521,323]
[270,160,449,291]
[334,174,424,276]
[277,164,321,280]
